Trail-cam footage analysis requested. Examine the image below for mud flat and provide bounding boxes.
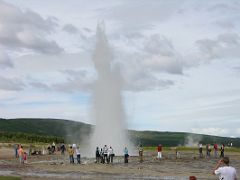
[1,146,239,180]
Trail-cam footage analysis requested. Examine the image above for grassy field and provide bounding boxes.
[144,146,240,152]
[0,177,21,180]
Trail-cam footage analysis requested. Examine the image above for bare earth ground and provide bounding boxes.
[0,145,239,180]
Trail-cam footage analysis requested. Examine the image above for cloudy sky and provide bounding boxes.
[1,0,240,137]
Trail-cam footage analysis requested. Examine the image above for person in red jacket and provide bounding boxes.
[157,144,162,159]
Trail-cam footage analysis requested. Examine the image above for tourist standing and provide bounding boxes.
[23,152,27,164]
[212,157,237,180]
[18,145,24,164]
[206,144,211,158]
[108,146,114,163]
[68,146,74,164]
[157,144,162,159]
[214,143,218,158]
[139,144,143,163]
[52,142,56,153]
[103,145,108,163]
[124,147,129,163]
[220,144,225,158]
[60,144,66,155]
[96,147,100,163]
[76,146,81,164]
[198,143,203,158]
[100,148,104,163]
[13,144,18,158]
[28,144,32,156]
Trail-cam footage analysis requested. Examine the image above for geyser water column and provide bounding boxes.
[90,24,131,155]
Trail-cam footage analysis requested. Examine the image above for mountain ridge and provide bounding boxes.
[1,118,239,147]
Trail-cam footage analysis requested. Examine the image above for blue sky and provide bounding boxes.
[0,0,240,137]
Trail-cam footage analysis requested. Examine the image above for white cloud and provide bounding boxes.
[0,0,63,54]
[236,128,240,137]
[0,76,25,91]
[123,69,174,92]
[62,24,79,34]
[196,33,240,61]
[50,69,95,92]
[143,55,183,75]
[105,0,184,31]
[29,82,50,90]
[0,48,13,68]
[191,128,229,137]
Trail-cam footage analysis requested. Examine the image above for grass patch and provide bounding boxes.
[144,146,240,152]
[0,177,21,180]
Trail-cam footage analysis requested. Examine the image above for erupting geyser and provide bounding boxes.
[90,23,132,155]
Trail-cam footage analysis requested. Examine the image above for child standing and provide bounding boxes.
[23,152,27,164]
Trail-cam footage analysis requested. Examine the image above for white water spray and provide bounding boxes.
[90,23,132,155]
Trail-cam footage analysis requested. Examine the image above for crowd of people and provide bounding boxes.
[12,142,237,179]
[95,145,115,164]
[65,144,129,164]
[198,143,225,159]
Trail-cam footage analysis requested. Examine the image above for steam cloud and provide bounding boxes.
[89,23,132,155]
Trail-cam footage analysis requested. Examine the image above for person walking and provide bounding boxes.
[212,157,237,180]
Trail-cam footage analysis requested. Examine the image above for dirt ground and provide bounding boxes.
[0,145,239,180]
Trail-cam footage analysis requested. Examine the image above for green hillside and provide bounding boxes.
[130,130,240,147]
[0,118,91,143]
[0,118,239,147]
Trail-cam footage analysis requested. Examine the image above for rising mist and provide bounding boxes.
[89,23,132,155]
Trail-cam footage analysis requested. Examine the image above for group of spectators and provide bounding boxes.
[13,144,28,164]
[95,145,130,164]
[67,144,81,164]
[198,143,225,158]
[13,142,237,179]
[95,145,115,164]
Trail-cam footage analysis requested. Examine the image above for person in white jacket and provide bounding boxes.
[212,157,237,180]
[103,145,108,163]
[108,146,114,163]
[75,146,81,164]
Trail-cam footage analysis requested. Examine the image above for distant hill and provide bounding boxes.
[0,118,239,147]
[0,118,91,143]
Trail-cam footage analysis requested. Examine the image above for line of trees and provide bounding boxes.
[0,131,64,144]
